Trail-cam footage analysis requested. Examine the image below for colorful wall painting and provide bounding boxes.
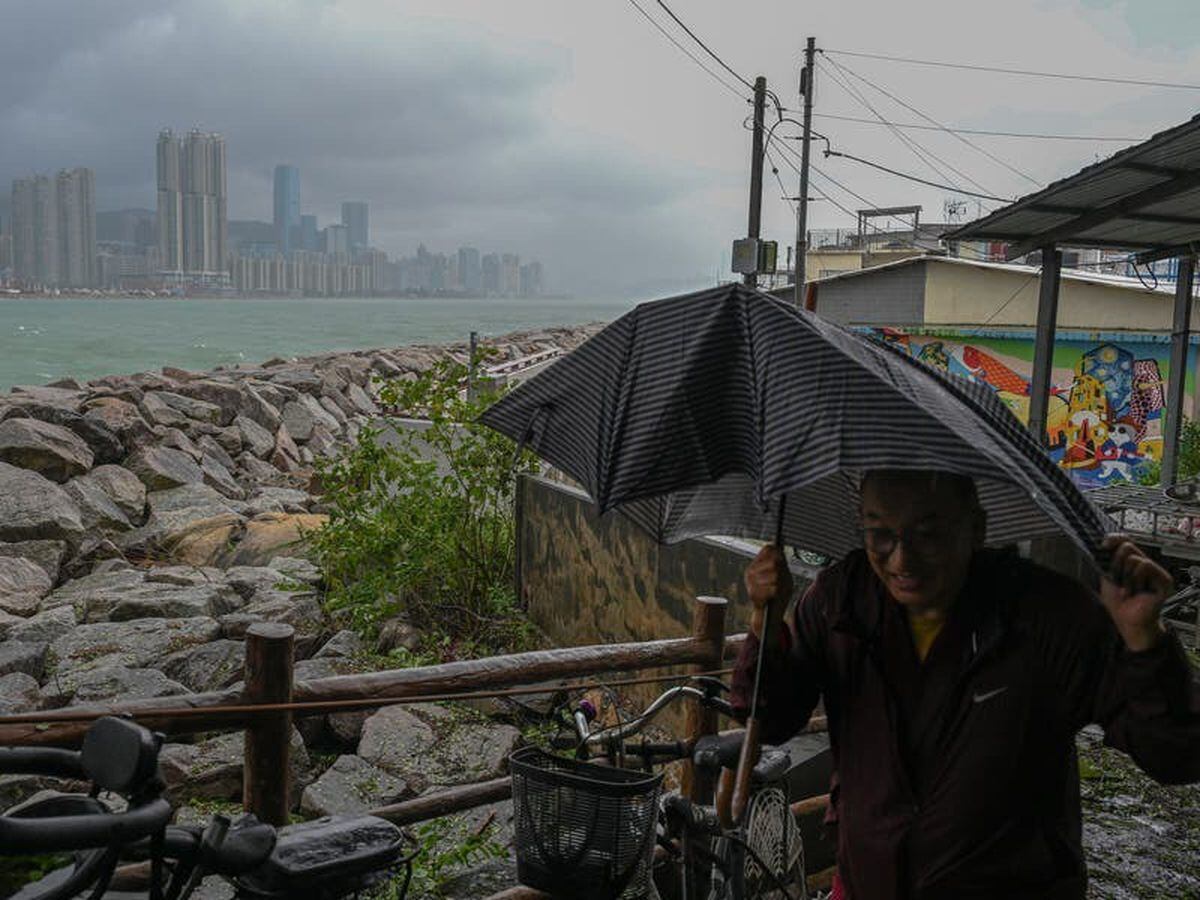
[864,329,1195,489]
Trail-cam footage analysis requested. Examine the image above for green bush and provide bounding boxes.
[1139,417,1200,486]
[312,352,539,657]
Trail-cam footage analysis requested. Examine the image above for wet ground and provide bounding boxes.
[1079,726,1200,898]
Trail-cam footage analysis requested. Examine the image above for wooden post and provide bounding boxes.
[1028,247,1063,446]
[680,596,725,900]
[1162,255,1196,487]
[243,623,294,826]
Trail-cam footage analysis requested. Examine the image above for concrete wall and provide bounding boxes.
[810,258,926,327]
[516,474,816,647]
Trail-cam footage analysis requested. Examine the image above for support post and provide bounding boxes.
[1028,247,1063,445]
[680,596,726,900]
[793,37,817,305]
[243,622,294,826]
[1162,255,1196,487]
[468,330,479,402]
[744,76,767,288]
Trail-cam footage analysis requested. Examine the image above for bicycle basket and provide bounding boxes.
[510,746,663,900]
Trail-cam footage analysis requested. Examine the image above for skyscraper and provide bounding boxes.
[481,253,500,296]
[458,247,481,295]
[274,165,300,254]
[501,253,520,296]
[299,214,318,251]
[158,129,227,284]
[11,175,58,286]
[341,201,368,251]
[56,168,96,288]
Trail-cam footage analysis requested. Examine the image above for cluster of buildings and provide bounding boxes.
[0,131,547,297]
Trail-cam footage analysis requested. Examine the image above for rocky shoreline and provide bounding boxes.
[0,324,603,897]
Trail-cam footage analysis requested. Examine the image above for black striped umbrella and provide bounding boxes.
[481,283,1114,563]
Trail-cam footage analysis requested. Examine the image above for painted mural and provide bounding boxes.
[867,329,1189,488]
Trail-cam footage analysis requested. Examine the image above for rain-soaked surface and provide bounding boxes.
[1079,725,1200,898]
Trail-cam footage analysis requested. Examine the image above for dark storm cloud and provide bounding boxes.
[0,1,708,294]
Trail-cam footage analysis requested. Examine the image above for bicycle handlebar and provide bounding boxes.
[0,746,86,781]
[0,797,174,854]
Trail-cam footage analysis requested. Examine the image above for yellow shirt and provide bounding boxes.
[908,614,945,663]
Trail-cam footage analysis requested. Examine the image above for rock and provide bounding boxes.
[48,616,220,674]
[267,368,324,396]
[221,514,326,568]
[305,426,338,458]
[228,592,324,656]
[61,536,125,581]
[0,463,85,545]
[214,426,243,456]
[0,557,53,616]
[42,568,146,615]
[63,476,133,534]
[2,403,124,464]
[145,566,225,587]
[246,488,311,514]
[0,641,46,679]
[300,755,410,818]
[144,391,223,426]
[0,610,25,638]
[173,380,243,426]
[81,397,155,451]
[84,465,147,522]
[6,606,77,645]
[222,565,287,601]
[271,425,301,472]
[236,454,281,484]
[166,516,245,567]
[160,729,312,805]
[435,803,518,900]
[9,385,84,411]
[239,385,283,432]
[0,541,68,584]
[116,485,245,563]
[281,396,339,443]
[377,618,422,654]
[267,556,321,585]
[235,415,275,459]
[124,446,205,491]
[320,388,357,421]
[0,672,41,713]
[158,427,203,461]
[317,395,349,429]
[42,665,189,707]
[357,703,522,792]
[314,630,364,659]
[200,455,245,500]
[108,583,242,623]
[161,366,200,382]
[160,639,245,691]
[139,392,191,429]
[91,558,134,575]
[198,436,236,472]
[345,382,378,416]
[0,418,94,482]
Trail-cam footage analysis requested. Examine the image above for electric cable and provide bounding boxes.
[979,268,1042,326]
[823,149,1012,202]
[764,146,798,212]
[808,112,1143,143]
[651,0,754,90]
[823,55,1041,187]
[822,48,1200,91]
[622,0,749,101]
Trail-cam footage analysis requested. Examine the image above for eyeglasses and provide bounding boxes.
[862,524,949,558]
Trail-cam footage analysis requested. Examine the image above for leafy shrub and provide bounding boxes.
[1138,418,1200,486]
[312,351,539,657]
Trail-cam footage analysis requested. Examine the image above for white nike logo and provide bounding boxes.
[973,687,1008,704]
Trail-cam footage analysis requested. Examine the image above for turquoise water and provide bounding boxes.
[0,296,638,391]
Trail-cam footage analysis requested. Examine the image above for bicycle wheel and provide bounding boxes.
[742,787,806,900]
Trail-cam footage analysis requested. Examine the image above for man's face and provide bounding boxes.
[860,473,981,613]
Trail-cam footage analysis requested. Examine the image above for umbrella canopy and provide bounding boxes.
[481,283,1114,563]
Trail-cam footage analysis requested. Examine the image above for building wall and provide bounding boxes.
[812,259,926,326]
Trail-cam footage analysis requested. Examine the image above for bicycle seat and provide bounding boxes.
[693,732,792,784]
[196,814,278,876]
[80,716,162,796]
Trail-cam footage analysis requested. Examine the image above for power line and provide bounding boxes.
[823,148,1011,201]
[651,0,754,90]
[823,48,1200,91]
[808,112,1143,143]
[622,0,749,101]
[824,54,1040,188]
[763,146,797,212]
[980,269,1041,326]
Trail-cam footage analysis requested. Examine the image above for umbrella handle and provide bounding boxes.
[731,497,788,824]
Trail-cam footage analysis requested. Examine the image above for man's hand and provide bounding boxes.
[1100,535,1173,653]
[745,545,792,639]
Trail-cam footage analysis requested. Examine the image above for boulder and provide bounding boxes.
[225,592,323,656]
[173,380,243,426]
[281,396,339,443]
[267,368,324,396]
[158,427,203,461]
[139,392,191,429]
[214,426,243,456]
[116,486,245,563]
[42,568,146,616]
[0,557,53,617]
[0,641,46,679]
[81,397,155,451]
[357,703,522,792]
[0,541,68,584]
[84,465,147,522]
[6,606,77,646]
[246,488,311,514]
[160,729,312,805]
[239,386,283,432]
[237,454,283,484]
[270,426,301,472]
[0,463,84,544]
[299,755,410,818]
[197,436,236,472]
[145,566,225,587]
[62,476,133,534]
[267,557,321,585]
[200,455,245,501]
[317,395,349,429]
[48,616,220,674]
[235,416,274,459]
[0,418,94,482]
[0,611,25,639]
[107,583,242,624]
[222,566,288,601]
[0,672,41,713]
[124,446,205,491]
[221,514,326,568]
[9,385,84,411]
[42,665,189,707]
[160,366,200,382]
[2,403,124,464]
[314,630,364,659]
[345,382,378,416]
[165,516,245,567]
[160,639,245,691]
[305,426,338,459]
[144,391,223,426]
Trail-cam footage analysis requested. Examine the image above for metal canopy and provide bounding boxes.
[946,113,1200,262]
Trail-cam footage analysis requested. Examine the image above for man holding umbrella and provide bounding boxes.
[734,468,1200,900]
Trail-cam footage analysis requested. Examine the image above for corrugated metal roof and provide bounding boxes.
[946,113,1200,260]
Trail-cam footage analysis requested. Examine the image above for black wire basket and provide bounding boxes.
[510,746,664,900]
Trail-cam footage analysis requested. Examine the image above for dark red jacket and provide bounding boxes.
[731,549,1200,899]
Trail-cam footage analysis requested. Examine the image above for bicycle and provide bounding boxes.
[0,716,418,900]
[511,677,826,900]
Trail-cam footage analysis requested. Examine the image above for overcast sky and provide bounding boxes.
[2,0,1198,297]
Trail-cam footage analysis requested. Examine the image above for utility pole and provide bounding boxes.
[745,76,767,287]
[793,37,817,306]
